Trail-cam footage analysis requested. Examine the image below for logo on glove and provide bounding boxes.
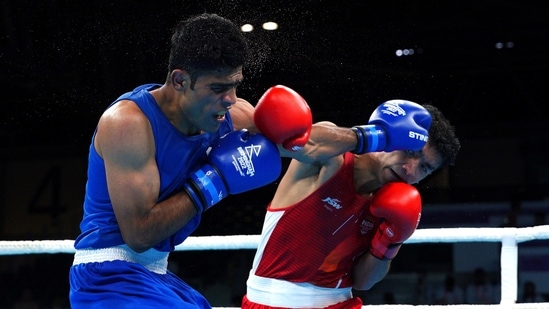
[409,131,428,142]
[232,144,264,177]
[380,101,407,117]
[385,226,395,238]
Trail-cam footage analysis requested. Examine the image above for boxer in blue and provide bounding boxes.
[69,14,313,308]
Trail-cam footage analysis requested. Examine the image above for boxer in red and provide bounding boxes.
[243,88,461,308]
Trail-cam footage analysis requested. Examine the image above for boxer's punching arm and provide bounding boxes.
[276,101,431,164]
[253,88,431,164]
[250,85,357,163]
[229,98,256,131]
[279,121,360,163]
[253,85,352,164]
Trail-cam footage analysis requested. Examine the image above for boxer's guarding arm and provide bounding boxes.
[184,130,281,213]
[369,182,422,260]
[352,100,432,153]
[253,85,313,151]
[353,182,422,290]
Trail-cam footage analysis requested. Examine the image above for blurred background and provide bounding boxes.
[1,0,548,307]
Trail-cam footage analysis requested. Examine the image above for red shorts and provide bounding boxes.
[241,294,363,309]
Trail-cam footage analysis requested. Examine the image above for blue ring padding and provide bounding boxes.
[367,126,379,152]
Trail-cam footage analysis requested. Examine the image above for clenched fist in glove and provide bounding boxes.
[369,182,422,260]
[254,85,313,151]
[352,100,431,153]
[184,130,281,213]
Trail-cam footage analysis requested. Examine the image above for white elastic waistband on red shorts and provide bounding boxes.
[246,273,352,308]
[72,245,169,274]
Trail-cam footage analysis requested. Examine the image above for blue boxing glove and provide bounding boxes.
[352,100,431,153]
[183,129,281,213]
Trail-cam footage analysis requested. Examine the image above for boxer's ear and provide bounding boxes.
[171,69,189,90]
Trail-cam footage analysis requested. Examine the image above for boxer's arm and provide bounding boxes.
[282,100,432,163]
[98,101,197,252]
[229,95,353,164]
[352,253,391,290]
[353,183,422,289]
[229,98,255,131]
[279,121,359,164]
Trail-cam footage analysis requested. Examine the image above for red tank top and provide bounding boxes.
[253,152,379,288]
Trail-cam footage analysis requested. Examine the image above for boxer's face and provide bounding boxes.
[378,144,442,185]
[180,67,244,134]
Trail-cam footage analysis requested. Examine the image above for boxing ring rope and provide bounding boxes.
[1,226,549,308]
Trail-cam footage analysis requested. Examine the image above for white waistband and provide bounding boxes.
[73,245,169,274]
[246,273,352,308]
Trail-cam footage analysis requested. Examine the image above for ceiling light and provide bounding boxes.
[241,24,254,32]
[262,22,278,30]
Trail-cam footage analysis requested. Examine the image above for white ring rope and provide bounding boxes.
[3,226,547,254]
[1,226,549,308]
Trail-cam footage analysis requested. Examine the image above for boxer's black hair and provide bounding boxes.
[423,104,461,167]
[168,13,249,89]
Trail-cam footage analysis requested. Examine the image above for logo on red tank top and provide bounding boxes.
[321,197,342,210]
[360,218,376,235]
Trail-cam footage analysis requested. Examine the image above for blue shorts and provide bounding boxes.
[70,260,211,308]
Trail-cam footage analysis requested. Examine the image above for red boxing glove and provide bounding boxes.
[369,182,422,260]
[254,85,313,151]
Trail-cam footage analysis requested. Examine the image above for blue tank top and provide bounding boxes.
[74,83,234,252]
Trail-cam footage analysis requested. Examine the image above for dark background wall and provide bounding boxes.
[1,0,548,307]
[3,0,548,200]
